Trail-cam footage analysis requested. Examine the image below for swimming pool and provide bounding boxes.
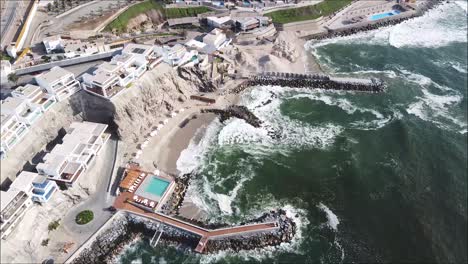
[369,10,401,21]
[145,177,170,197]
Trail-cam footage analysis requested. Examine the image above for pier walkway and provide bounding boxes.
[114,192,279,253]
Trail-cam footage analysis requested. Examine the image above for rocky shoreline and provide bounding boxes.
[202,105,262,127]
[70,208,298,263]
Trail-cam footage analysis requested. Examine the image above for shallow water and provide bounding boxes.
[119,2,467,263]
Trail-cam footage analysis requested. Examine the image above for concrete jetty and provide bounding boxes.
[113,192,281,253]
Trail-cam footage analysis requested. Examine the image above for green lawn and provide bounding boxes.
[164,6,211,19]
[75,210,94,225]
[265,0,352,24]
[105,0,211,33]
[105,0,164,33]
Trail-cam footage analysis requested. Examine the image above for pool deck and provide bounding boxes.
[113,193,279,253]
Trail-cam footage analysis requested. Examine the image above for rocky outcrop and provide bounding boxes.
[202,105,262,127]
[125,9,165,33]
[271,36,299,63]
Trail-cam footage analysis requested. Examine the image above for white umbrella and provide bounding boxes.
[157,124,164,130]
[137,150,143,155]
[179,108,185,112]
[163,119,169,124]
[150,130,157,136]
[171,112,177,117]
[154,169,160,176]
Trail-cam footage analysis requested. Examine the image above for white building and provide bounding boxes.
[43,35,63,54]
[0,60,12,85]
[155,44,198,67]
[0,174,34,239]
[1,97,42,125]
[35,66,81,101]
[36,121,110,186]
[0,113,28,159]
[207,16,232,28]
[235,17,260,31]
[81,53,147,99]
[202,29,230,53]
[12,84,57,112]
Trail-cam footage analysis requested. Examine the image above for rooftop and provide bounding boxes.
[10,171,36,193]
[42,35,62,43]
[35,66,73,84]
[13,84,43,97]
[207,16,231,24]
[122,43,154,57]
[1,97,25,111]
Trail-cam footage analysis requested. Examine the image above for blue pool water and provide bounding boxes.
[145,177,170,197]
[370,10,401,21]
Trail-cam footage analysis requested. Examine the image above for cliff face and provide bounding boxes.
[111,69,206,145]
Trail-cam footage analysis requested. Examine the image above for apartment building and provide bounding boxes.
[1,97,42,125]
[81,53,147,99]
[1,113,29,159]
[36,121,110,186]
[0,174,34,239]
[12,84,57,112]
[35,66,81,102]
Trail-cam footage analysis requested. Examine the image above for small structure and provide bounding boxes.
[12,84,57,112]
[42,35,63,54]
[207,16,233,28]
[167,17,200,28]
[234,17,260,31]
[1,97,42,125]
[34,66,81,101]
[0,173,34,239]
[36,121,110,187]
[0,113,28,159]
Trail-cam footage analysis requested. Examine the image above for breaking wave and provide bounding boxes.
[306,1,467,49]
[318,203,340,231]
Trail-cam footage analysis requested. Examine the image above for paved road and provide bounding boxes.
[62,137,118,240]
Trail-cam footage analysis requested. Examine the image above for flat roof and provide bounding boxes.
[13,84,43,97]
[122,43,153,56]
[1,97,25,111]
[1,190,20,212]
[35,66,73,84]
[207,16,231,24]
[10,171,36,192]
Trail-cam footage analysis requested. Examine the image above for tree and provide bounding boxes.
[7,73,19,86]
[46,3,53,12]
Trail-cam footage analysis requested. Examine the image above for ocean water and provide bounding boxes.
[119,2,467,263]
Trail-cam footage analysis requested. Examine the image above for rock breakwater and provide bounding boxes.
[202,105,262,127]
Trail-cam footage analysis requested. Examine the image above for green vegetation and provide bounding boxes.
[164,6,211,19]
[265,0,352,24]
[41,239,50,247]
[105,0,164,33]
[48,219,61,231]
[7,73,19,86]
[0,52,12,61]
[75,210,94,225]
[104,0,211,33]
